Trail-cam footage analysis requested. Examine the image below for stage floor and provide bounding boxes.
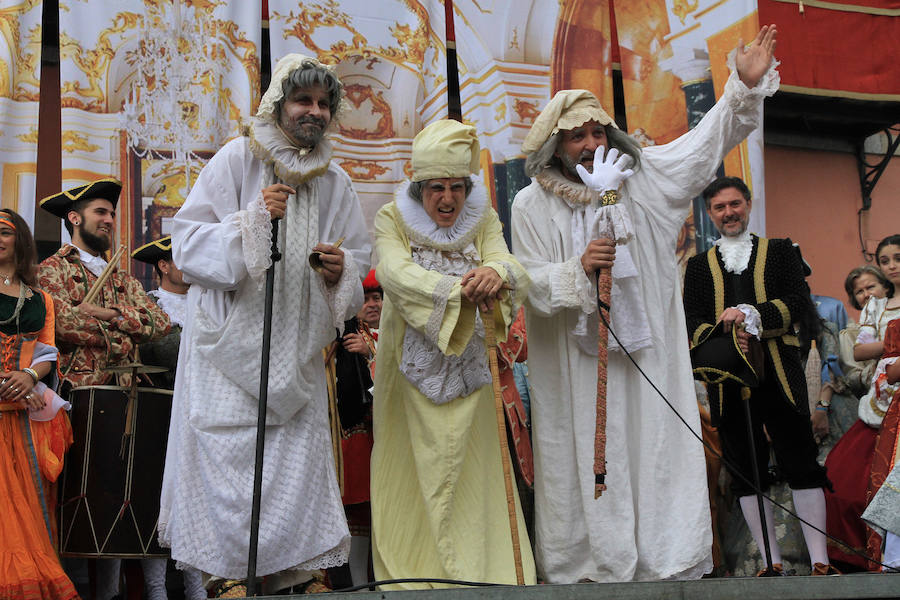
[266,573,897,600]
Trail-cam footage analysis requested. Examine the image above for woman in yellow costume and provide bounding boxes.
[370,120,535,589]
[0,209,76,600]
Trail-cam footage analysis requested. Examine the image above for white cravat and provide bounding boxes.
[75,245,108,277]
[148,288,187,328]
[714,229,752,275]
[714,230,761,336]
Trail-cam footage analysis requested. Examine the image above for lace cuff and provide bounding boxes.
[424,275,459,347]
[239,192,274,283]
[323,249,362,332]
[550,256,595,314]
[736,303,762,338]
[723,51,780,125]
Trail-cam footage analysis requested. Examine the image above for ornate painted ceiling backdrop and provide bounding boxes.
[269,0,764,262]
[58,0,260,262]
[0,0,42,227]
[3,0,769,273]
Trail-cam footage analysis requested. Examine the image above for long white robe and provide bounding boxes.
[158,135,371,579]
[511,66,779,583]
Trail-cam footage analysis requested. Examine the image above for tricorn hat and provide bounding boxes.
[690,321,761,389]
[39,178,121,219]
[131,236,172,265]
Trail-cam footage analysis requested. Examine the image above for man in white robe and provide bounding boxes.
[159,54,371,594]
[511,26,779,582]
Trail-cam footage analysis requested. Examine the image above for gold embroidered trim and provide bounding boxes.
[693,322,713,348]
[707,247,724,320]
[870,395,887,418]
[764,298,790,338]
[754,237,768,305]
[768,338,795,405]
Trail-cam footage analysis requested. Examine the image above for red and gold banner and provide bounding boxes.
[759,0,900,99]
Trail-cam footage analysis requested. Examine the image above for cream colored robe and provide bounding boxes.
[512,64,779,583]
[370,182,536,589]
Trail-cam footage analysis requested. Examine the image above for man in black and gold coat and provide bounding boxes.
[683,176,836,576]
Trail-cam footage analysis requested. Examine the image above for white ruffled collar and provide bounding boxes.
[535,167,604,208]
[394,179,490,251]
[715,229,753,274]
[247,117,332,186]
[148,288,187,328]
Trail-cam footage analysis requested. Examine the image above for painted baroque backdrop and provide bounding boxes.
[5,0,766,279]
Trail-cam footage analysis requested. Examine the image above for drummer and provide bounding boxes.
[132,236,188,389]
[131,236,205,600]
[38,178,170,600]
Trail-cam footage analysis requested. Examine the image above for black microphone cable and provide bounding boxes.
[595,276,896,572]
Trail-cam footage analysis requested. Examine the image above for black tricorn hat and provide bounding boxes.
[39,178,121,219]
[690,321,761,388]
[131,236,172,265]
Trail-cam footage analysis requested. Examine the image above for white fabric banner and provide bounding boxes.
[58,0,261,261]
[269,1,768,253]
[0,0,42,227]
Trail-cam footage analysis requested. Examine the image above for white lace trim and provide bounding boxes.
[724,52,780,124]
[715,229,753,274]
[735,303,762,338]
[394,179,490,251]
[148,288,187,328]
[248,118,332,187]
[238,192,274,283]
[425,275,458,346]
[399,243,491,405]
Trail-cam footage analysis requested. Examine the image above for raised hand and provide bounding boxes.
[736,24,777,89]
[575,146,634,193]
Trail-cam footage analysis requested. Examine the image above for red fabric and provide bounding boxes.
[497,308,534,487]
[758,0,900,96]
[824,419,878,570]
[341,428,374,506]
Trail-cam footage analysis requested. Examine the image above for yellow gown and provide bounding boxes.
[370,183,536,589]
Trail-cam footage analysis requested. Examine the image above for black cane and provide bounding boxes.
[246,219,282,595]
[741,391,777,575]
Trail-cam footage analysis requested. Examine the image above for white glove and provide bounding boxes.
[575,145,634,193]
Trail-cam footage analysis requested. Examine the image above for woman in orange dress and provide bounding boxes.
[0,209,77,600]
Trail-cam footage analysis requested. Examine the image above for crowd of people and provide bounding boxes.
[4,21,900,600]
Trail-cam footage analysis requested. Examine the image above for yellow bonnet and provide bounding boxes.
[411,119,481,182]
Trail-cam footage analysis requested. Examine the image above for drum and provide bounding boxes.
[59,385,172,557]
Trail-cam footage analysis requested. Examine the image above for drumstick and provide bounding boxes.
[82,245,126,305]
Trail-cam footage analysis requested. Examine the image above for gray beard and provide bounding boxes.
[280,116,326,148]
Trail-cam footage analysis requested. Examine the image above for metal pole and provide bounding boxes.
[246,219,282,595]
[444,0,462,121]
[741,392,776,575]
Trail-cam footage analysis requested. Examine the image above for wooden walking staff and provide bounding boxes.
[592,188,628,499]
[482,303,525,585]
[594,266,611,498]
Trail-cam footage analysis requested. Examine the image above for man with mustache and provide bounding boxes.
[683,176,835,576]
[37,178,171,600]
[511,26,778,583]
[159,54,370,596]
